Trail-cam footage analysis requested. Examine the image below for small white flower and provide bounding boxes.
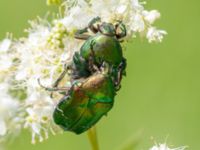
[131,13,145,32]
[147,27,167,43]
[149,143,187,150]
[116,5,127,14]
[143,10,161,24]
[24,96,56,144]
[0,83,21,137]
[0,55,12,70]
[0,39,11,52]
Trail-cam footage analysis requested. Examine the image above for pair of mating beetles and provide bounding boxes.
[39,17,127,134]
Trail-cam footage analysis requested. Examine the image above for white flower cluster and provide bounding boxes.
[60,0,167,41]
[0,0,166,145]
[149,143,187,150]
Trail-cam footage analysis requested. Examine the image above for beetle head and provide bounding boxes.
[98,21,127,39]
[88,17,127,39]
[99,22,116,37]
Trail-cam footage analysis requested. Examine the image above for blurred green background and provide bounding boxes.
[0,0,200,150]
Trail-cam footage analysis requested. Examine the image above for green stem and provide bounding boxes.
[87,126,99,150]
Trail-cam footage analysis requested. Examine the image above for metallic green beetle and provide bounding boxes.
[39,17,127,134]
[71,17,127,87]
[53,72,115,134]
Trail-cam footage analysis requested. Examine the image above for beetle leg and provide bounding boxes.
[88,54,100,73]
[74,27,91,40]
[50,64,72,97]
[52,66,68,88]
[38,78,70,92]
[115,21,127,40]
[74,17,101,40]
[72,52,90,79]
[88,16,101,33]
[115,71,122,91]
[114,58,127,90]
[100,61,110,74]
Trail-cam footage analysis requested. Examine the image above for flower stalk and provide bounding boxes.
[87,126,99,150]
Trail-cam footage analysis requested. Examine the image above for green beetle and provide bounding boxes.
[38,17,127,134]
[71,17,127,87]
[53,72,115,134]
